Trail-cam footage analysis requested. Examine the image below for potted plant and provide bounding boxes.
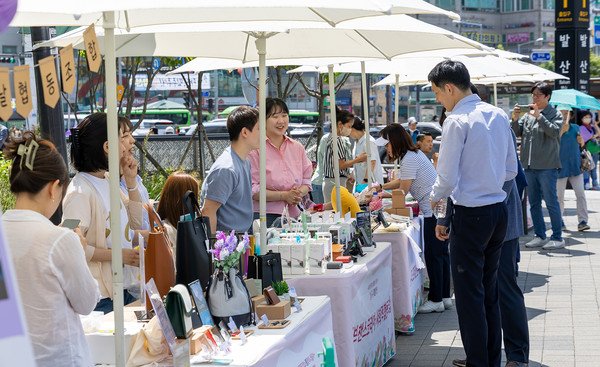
[272,280,290,301]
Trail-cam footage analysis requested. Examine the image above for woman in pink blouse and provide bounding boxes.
[248,98,313,227]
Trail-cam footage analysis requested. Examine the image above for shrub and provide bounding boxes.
[0,155,15,212]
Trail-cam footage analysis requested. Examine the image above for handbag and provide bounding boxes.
[246,250,283,290]
[581,148,596,172]
[176,191,212,291]
[165,284,194,339]
[206,267,254,327]
[144,204,176,311]
[587,139,600,155]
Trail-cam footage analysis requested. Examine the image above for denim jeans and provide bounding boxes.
[583,152,599,187]
[94,290,138,314]
[311,183,324,204]
[525,169,563,241]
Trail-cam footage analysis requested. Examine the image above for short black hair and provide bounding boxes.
[428,60,471,92]
[352,116,365,131]
[227,105,259,141]
[336,107,354,125]
[531,82,552,97]
[71,112,119,172]
[266,97,289,118]
[470,83,479,96]
[416,132,432,143]
[379,123,418,161]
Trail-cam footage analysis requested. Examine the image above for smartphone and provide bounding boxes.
[516,104,533,110]
[61,219,81,229]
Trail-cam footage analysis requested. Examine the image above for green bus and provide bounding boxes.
[129,108,213,126]
[217,106,319,125]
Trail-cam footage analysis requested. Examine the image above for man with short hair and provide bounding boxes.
[417,132,438,168]
[406,117,419,145]
[511,83,564,250]
[201,106,260,234]
[429,60,517,367]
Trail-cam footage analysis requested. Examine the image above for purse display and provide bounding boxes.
[176,191,212,290]
[581,148,596,172]
[165,284,194,339]
[143,204,176,311]
[587,139,600,155]
[246,250,283,290]
[206,267,254,327]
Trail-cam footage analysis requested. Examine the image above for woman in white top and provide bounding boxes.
[2,132,100,366]
[156,171,200,262]
[349,116,384,189]
[63,112,144,314]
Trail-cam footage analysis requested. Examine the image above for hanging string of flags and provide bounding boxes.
[0,23,101,123]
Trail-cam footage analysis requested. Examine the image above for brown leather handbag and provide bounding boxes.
[144,204,176,310]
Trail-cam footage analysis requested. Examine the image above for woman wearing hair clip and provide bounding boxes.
[2,132,100,366]
[63,112,144,314]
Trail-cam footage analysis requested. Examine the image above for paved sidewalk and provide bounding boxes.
[388,190,600,367]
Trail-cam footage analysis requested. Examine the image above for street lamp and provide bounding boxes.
[452,20,483,43]
[517,37,544,54]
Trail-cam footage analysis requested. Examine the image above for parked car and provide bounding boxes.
[184,118,229,136]
[399,121,442,139]
[131,119,176,136]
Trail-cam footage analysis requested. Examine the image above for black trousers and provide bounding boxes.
[423,215,451,302]
[450,202,508,367]
[499,238,529,363]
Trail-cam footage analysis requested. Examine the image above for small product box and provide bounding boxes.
[251,295,266,309]
[392,189,406,208]
[278,244,292,276]
[309,240,326,275]
[255,300,291,320]
[290,244,305,275]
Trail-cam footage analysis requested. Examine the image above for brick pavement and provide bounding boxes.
[388,190,600,367]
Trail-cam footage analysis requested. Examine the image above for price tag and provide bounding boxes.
[227,317,238,333]
[344,211,351,221]
[260,314,269,325]
[289,286,298,298]
[239,326,247,344]
[334,212,341,222]
[294,299,303,312]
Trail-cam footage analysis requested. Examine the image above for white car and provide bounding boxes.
[131,119,176,136]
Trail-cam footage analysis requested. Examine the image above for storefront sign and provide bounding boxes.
[134,73,210,91]
[506,32,530,44]
[461,32,501,44]
[59,44,76,94]
[13,65,32,119]
[0,68,11,122]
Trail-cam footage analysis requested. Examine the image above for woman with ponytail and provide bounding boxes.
[2,132,100,366]
[63,112,144,313]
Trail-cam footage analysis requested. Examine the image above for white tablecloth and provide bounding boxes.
[89,296,335,367]
[286,242,396,367]
[373,216,425,333]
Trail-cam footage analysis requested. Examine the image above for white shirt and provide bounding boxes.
[431,94,518,207]
[2,209,100,367]
[353,134,385,186]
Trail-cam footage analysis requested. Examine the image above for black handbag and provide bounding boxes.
[246,250,283,290]
[176,191,212,290]
[165,285,194,339]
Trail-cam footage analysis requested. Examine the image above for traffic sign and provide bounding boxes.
[530,51,551,62]
[152,57,160,71]
[595,25,600,46]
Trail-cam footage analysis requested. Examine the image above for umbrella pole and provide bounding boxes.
[328,65,341,213]
[103,11,125,367]
[361,61,372,187]
[256,37,267,254]
[394,75,399,170]
[493,83,498,106]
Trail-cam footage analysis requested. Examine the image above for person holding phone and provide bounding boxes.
[2,132,100,366]
[63,112,144,313]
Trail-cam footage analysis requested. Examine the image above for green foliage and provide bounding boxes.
[0,155,15,212]
[141,168,202,201]
[271,280,289,296]
[539,52,554,72]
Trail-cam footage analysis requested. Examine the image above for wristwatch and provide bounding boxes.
[362,178,368,183]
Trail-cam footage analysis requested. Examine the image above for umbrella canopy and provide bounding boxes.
[143,100,187,109]
[549,89,600,110]
[11,0,460,27]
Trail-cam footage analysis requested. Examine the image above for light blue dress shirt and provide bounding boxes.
[431,94,518,207]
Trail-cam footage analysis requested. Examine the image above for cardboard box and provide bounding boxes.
[190,326,217,355]
[396,207,412,218]
[255,300,291,320]
[251,295,266,309]
[392,190,406,208]
[244,279,261,298]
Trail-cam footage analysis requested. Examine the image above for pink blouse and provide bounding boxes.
[248,136,313,218]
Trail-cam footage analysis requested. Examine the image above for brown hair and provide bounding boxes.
[379,123,418,161]
[3,131,69,195]
[157,171,199,226]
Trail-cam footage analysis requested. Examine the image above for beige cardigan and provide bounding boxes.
[63,173,143,299]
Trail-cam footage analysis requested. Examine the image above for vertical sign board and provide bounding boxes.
[555,0,590,92]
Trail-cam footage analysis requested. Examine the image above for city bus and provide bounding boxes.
[128,109,213,127]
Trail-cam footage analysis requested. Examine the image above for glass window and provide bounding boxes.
[503,0,514,12]
[217,70,242,97]
[519,0,532,10]
[435,0,455,10]
[2,45,17,54]
[543,0,554,9]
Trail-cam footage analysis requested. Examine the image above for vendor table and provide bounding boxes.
[373,216,425,333]
[286,242,396,367]
[89,296,335,367]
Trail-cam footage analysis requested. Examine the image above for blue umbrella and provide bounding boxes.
[549,89,600,110]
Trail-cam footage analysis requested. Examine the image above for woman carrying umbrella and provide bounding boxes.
[579,110,600,190]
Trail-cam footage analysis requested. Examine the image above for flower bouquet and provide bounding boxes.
[209,231,250,273]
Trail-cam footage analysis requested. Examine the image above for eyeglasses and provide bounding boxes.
[532,93,545,98]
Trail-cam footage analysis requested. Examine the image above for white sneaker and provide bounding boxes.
[525,237,548,248]
[542,239,565,250]
[418,300,445,313]
[443,298,453,309]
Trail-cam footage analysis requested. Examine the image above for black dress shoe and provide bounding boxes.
[506,361,528,367]
[452,359,466,367]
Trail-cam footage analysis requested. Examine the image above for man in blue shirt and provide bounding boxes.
[201,106,260,234]
[429,60,518,367]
